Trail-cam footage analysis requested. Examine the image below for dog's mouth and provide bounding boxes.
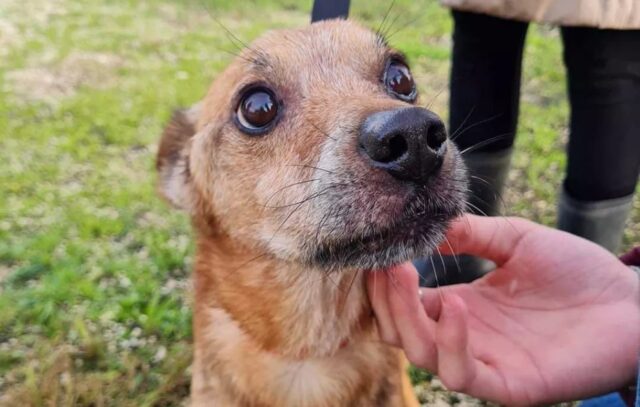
[308,191,464,271]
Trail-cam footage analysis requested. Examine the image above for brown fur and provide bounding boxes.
[156,20,466,406]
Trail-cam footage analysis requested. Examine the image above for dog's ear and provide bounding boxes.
[156,105,200,210]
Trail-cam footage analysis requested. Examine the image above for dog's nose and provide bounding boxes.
[359,107,447,183]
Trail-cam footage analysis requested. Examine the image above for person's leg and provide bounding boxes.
[559,27,640,252]
[416,11,529,286]
[449,10,528,155]
[450,9,529,215]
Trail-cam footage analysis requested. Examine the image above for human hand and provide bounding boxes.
[368,215,640,405]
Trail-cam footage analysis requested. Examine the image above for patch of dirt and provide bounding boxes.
[0,20,19,58]
[5,52,124,104]
[416,378,577,407]
[0,265,12,288]
[415,378,496,406]
[0,0,67,59]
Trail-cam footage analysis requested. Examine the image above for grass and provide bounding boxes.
[0,0,637,405]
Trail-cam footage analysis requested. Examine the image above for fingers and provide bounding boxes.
[367,269,400,346]
[368,266,508,402]
[435,294,476,390]
[384,263,438,372]
[439,214,534,266]
[367,263,438,370]
[435,296,510,402]
[420,287,442,321]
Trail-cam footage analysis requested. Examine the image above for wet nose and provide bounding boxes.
[359,107,447,184]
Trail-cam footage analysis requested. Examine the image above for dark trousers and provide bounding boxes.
[449,10,640,202]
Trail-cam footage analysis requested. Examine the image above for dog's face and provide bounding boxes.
[157,20,467,271]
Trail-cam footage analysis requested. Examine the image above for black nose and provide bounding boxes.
[359,107,447,183]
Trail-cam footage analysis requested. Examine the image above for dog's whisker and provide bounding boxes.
[443,236,462,276]
[460,133,511,155]
[433,248,446,305]
[467,176,510,215]
[449,106,476,140]
[221,251,271,280]
[425,83,447,111]
[428,253,444,305]
[465,169,517,237]
[469,174,493,187]
[415,237,432,288]
[323,205,348,245]
[313,204,339,246]
[262,178,322,208]
[380,11,404,41]
[286,164,335,174]
[435,246,448,281]
[469,174,514,212]
[376,0,398,40]
[465,192,520,235]
[197,1,269,66]
[309,121,337,142]
[264,193,327,210]
[451,113,503,141]
[265,182,350,256]
[265,184,346,209]
[384,13,424,42]
[218,47,263,65]
[464,200,489,217]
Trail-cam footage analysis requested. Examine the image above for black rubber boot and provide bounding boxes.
[416,148,513,287]
[311,0,350,22]
[558,188,634,253]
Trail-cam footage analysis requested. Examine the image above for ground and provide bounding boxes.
[0,0,637,405]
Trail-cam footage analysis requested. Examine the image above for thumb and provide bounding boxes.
[439,214,533,266]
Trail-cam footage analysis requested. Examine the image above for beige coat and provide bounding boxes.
[441,0,640,29]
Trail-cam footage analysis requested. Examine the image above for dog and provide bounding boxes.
[156,19,467,406]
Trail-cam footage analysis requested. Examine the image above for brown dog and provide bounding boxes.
[156,19,467,406]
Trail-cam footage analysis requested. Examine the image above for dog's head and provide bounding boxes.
[157,20,467,271]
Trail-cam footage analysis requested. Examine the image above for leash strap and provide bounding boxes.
[311,0,351,22]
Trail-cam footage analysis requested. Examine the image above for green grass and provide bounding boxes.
[0,0,637,405]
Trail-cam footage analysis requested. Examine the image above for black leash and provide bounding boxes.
[311,0,351,22]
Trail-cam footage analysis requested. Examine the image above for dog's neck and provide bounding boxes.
[193,232,376,359]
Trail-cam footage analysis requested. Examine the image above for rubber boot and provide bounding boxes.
[557,188,634,253]
[311,0,350,22]
[416,147,513,287]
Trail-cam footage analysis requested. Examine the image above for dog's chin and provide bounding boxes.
[302,148,468,272]
[306,205,462,272]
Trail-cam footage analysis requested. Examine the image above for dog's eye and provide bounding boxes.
[384,60,416,101]
[236,88,278,133]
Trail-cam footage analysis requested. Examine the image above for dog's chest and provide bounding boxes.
[195,308,402,407]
